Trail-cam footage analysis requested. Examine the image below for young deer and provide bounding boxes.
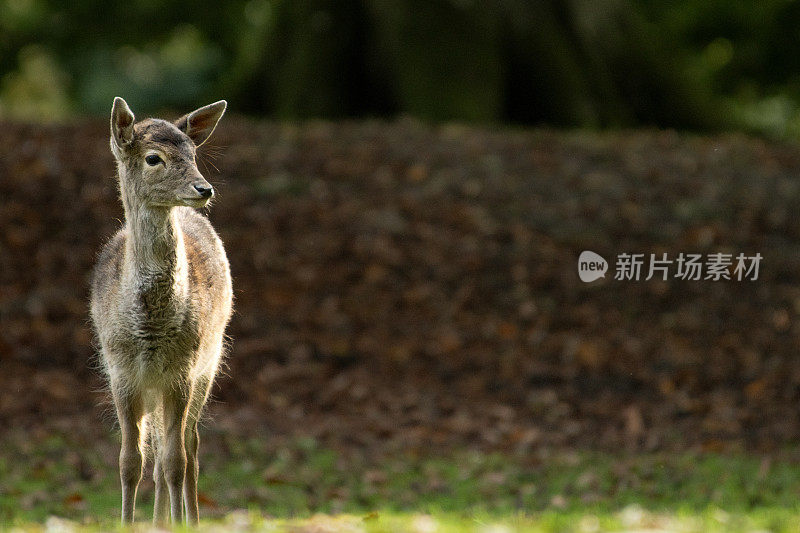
[91,97,232,525]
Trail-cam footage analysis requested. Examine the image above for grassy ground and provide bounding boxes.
[4,429,800,532]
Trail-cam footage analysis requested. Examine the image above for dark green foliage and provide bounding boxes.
[368,0,504,121]
[0,2,798,131]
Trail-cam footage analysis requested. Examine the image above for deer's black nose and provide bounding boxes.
[194,184,214,198]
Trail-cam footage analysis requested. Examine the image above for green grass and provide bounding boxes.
[4,430,800,531]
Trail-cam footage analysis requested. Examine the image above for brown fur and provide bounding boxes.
[90,97,232,525]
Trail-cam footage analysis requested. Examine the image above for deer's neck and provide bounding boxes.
[120,179,187,298]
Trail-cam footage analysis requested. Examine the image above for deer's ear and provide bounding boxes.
[110,97,135,149]
[175,100,226,147]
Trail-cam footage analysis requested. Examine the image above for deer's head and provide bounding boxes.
[110,97,226,208]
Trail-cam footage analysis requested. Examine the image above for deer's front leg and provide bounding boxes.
[162,385,191,523]
[113,390,143,523]
[184,375,212,525]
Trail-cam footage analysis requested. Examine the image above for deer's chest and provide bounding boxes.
[113,276,199,371]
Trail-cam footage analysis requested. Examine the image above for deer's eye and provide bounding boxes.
[145,154,162,166]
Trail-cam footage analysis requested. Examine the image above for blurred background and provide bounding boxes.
[3,0,800,136]
[7,1,800,530]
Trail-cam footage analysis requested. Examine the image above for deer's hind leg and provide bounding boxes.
[153,454,170,525]
[151,408,169,526]
[183,374,213,525]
